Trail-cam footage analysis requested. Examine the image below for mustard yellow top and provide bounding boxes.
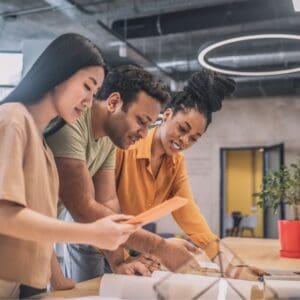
[116,127,218,258]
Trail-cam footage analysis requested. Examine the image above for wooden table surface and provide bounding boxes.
[36,237,300,298]
[222,237,300,272]
[31,277,100,299]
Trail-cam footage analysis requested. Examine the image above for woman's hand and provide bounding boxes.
[88,214,141,251]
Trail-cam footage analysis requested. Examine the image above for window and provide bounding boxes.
[0,51,23,101]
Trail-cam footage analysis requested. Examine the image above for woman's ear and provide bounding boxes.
[162,108,173,122]
[107,92,123,113]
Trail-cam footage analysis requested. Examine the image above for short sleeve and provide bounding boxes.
[99,146,116,170]
[115,148,125,183]
[46,123,87,162]
[0,122,26,206]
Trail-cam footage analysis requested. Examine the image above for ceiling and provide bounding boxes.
[0,0,300,98]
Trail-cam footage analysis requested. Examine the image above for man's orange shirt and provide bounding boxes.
[115,127,218,258]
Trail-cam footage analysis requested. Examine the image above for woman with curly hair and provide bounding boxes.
[116,69,235,267]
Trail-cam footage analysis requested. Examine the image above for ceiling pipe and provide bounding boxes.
[111,0,296,39]
[42,0,176,84]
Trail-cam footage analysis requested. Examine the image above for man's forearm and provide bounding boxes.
[70,198,115,223]
[124,228,165,256]
[104,228,166,266]
[100,195,121,213]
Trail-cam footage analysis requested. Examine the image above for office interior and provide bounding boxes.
[0,0,300,298]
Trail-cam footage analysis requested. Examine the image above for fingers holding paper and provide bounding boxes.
[89,214,141,251]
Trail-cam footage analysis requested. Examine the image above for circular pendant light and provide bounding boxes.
[198,34,300,76]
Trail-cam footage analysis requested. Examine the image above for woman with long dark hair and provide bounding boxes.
[0,33,139,298]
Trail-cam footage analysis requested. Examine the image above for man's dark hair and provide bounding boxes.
[96,65,170,111]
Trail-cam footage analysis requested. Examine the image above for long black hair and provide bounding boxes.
[2,33,105,136]
[167,69,236,129]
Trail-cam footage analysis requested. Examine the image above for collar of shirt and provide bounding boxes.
[136,126,177,167]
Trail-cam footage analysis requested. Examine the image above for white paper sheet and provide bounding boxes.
[152,271,263,299]
[218,278,228,300]
[264,278,300,299]
[99,272,264,299]
[99,274,159,299]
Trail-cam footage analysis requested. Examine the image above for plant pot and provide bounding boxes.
[278,220,300,258]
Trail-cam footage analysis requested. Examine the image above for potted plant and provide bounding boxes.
[253,159,300,258]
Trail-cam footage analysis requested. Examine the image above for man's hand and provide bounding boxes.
[127,253,161,273]
[111,256,151,276]
[166,238,198,253]
[155,238,201,273]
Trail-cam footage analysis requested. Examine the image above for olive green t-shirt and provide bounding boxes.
[47,108,116,177]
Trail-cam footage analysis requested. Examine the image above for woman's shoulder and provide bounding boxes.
[0,102,29,118]
[0,102,33,128]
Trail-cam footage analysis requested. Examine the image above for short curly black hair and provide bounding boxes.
[96,65,170,111]
[167,69,236,129]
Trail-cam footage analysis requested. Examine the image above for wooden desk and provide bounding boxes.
[222,237,300,272]
[37,237,300,298]
[31,277,100,299]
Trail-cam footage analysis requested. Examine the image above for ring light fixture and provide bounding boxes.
[198,34,300,76]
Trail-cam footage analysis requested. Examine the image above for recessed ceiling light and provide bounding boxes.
[118,44,127,57]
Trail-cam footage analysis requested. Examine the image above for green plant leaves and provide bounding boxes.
[252,159,300,219]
